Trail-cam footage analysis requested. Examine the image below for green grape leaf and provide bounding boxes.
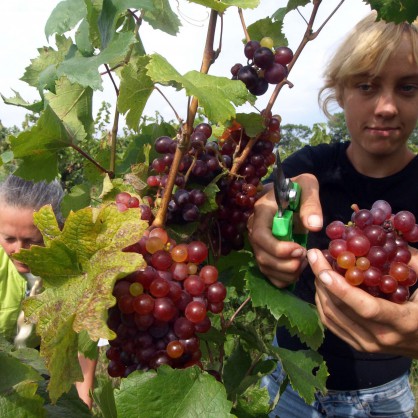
[142,0,181,36]
[115,366,234,418]
[10,106,76,182]
[234,384,271,417]
[275,347,328,405]
[57,32,136,90]
[0,381,45,418]
[189,0,259,14]
[10,106,86,181]
[118,56,154,131]
[285,0,310,12]
[1,91,44,113]
[98,0,155,48]
[235,112,264,137]
[222,343,252,397]
[60,184,92,219]
[247,18,287,47]
[366,0,418,23]
[92,379,117,418]
[245,264,324,350]
[45,77,94,139]
[45,0,87,38]
[14,204,148,402]
[200,181,220,214]
[0,351,43,393]
[147,54,254,123]
[21,35,74,91]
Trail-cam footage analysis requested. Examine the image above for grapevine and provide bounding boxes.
[2,0,418,417]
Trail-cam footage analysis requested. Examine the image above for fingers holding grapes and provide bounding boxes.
[309,248,418,357]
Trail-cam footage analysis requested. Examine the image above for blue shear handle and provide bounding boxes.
[272,210,308,247]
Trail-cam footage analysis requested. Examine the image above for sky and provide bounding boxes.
[0,0,371,130]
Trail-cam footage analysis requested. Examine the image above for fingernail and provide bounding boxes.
[307,249,317,264]
[318,271,332,286]
[291,248,304,257]
[308,214,322,228]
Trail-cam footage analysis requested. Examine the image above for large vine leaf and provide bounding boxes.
[118,56,155,131]
[0,91,44,113]
[45,0,87,38]
[245,264,324,350]
[98,0,155,48]
[21,35,74,92]
[10,106,76,181]
[146,54,254,123]
[142,0,181,36]
[275,346,328,405]
[57,31,136,90]
[45,77,94,139]
[0,381,45,418]
[14,204,148,402]
[114,366,234,418]
[366,0,418,23]
[189,0,259,14]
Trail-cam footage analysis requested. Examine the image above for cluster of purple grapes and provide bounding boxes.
[231,39,294,96]
[146,120,278,254]
[147,122,218,223]
[324,200,418,304]
[214,122,277,254]
[106,219,226,378]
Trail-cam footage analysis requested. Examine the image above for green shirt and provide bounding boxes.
[0,246,27,342]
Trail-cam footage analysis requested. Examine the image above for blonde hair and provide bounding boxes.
[319,12,418,119]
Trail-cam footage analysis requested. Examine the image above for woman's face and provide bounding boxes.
[0,204,43,273]
[340,34,418,159]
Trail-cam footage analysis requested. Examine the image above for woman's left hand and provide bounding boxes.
[308,248,418,358]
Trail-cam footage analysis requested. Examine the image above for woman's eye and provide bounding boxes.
[358,83,372,91]
[400,84,418,94]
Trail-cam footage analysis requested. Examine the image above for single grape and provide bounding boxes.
[253,47,275,69]
[260,36,274,49]
[244,40,261,59]
[237,65,259,89]
[263,63,287,84]
[274,46,293,66]
[393,210,416,233]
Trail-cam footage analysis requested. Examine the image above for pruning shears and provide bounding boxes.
[271,150,307,248]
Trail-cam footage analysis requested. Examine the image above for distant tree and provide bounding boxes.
[278,123,312,160]
[327,112,350,142]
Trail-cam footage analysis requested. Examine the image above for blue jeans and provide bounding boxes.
[262,363,415,417]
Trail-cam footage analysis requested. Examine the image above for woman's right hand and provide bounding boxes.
[247,174,323,288]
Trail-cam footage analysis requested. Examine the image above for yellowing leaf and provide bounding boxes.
[15,204,148,402]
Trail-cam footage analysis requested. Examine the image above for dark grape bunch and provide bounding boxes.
[214,119,278,255]
[231,37,294,96]
[147,119,278,255]
[324,200,418,304]
[106,209,226,378]
[147,122,215,224]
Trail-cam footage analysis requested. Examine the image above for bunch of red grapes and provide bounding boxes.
[147,119,278,255]
[106,202,226,377]
[231,37,294,96]
[324,200,418,304]
[214,120,278,254]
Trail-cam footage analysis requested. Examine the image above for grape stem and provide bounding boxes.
[238,8,251,42]
[153,10,220,227]
[265,0,345,116]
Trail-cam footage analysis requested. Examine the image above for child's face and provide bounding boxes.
[0,204,43,273]
[340,34,418,159]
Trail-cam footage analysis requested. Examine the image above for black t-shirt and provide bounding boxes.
[276,141,418,390]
